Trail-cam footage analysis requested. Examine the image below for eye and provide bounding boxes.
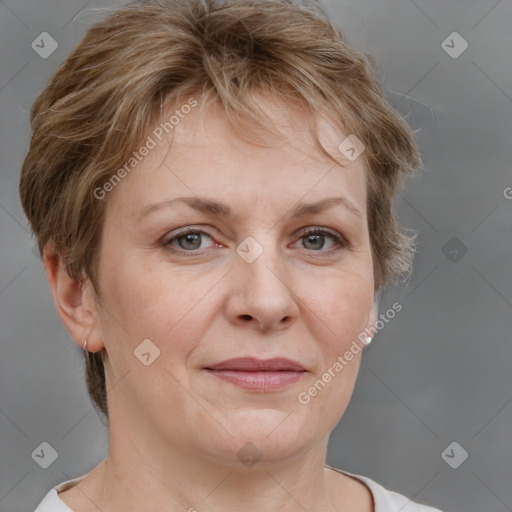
[162,226,350,255]
[292,227,349,253]
[163,228,216,252]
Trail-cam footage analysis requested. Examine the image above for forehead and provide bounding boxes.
[169,95,362,170]
[107,95,368,221]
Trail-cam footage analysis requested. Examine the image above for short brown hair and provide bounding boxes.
[19,0,422,422]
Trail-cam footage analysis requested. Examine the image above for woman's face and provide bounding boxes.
[88,96,377,468]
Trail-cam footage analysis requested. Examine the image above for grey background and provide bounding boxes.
[0,0,511,511]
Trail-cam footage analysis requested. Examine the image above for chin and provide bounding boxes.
[200,411,317,465]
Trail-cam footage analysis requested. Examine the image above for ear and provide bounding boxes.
[42,241,104,353]
[365,298,379,339]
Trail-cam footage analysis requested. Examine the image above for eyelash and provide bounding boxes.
[163,226,350,255]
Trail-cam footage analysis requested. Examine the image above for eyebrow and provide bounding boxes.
[137,195,363,222]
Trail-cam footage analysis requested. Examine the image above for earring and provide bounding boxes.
[366,336,373,345]
[83,339,88,351]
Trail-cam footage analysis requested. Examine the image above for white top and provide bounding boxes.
[34,465,443,512]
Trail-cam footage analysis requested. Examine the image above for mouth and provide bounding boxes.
[204,357,306,392]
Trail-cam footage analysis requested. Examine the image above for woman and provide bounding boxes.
[21,0,443,510]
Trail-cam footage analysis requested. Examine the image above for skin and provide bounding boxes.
[44,95,378,512]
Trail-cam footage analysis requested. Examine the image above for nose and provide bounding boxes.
[224,239,299,333]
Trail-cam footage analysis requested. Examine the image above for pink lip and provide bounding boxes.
[205,357,305,372]
[204,357,306,391]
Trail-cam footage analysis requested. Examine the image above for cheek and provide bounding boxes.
[302,266,373,348]
[331,288,369,339]
[298,274,369,419]
[99,257,220,355]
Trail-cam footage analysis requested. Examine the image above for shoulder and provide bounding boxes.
[33,474,87,512]
[326,465,444,512]
[34,489,74,512]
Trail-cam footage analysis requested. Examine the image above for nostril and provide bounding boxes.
[241,315,253,320]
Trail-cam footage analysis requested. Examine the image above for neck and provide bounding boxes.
[92,433,337,512]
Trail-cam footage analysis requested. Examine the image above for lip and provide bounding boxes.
[204,357,306,392]
[205,357,305,372]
